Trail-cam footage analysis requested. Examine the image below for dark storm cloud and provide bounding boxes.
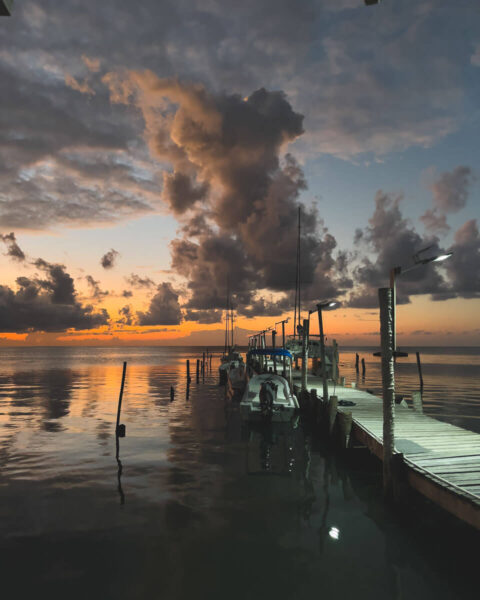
[0,260,109,332]
[125,273,156,289]
[109,74,350,315]
[0,232,25,261]
[85,275,109,301]
[137,283,182,326]
[100,248,119,269]
[350,191,451,307]
[122,289,133,298]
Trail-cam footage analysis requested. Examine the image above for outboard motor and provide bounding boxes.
[259,380,277,420]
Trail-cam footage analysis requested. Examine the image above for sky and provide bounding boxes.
[0,0,479,347]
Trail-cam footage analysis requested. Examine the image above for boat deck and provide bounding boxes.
[293,375,480,529]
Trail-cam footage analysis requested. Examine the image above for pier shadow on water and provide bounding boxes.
[0,347,477,600]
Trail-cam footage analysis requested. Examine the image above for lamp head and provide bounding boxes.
[432,252,453,263]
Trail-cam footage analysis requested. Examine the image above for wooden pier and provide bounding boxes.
[293,375,480,530]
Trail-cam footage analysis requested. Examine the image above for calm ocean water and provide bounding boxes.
[0,345,478,599]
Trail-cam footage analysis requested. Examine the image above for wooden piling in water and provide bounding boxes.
[187,359,191,381]
[196,359,200,383]
[361,358,366,377]
[170,386,175,402]
[355,353,359,373]
[416,351,424,390]
[116,361,127,437]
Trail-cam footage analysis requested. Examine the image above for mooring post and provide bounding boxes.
[379,287,396,501]
[196,359,200,383]
[116,361,127,437]
[416,351,424,390]
[187,359,191,381]
[355,353,359,373]
[272,330,277,374]
[202,351,206,374]
[301,318,309,392]
[170,386,175,402]
[332,339,339,383]
[361,358,366,377]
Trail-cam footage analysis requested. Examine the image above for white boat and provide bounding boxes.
[240,349,298,422]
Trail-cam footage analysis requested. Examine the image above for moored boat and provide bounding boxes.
[240,349,298,422]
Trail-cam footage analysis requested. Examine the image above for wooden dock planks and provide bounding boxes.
[293,375,480,529]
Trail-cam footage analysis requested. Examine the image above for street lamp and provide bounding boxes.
[275,317,290,375]
[390,248,453,354]
[0,1,13,16]
[316,301,337,403]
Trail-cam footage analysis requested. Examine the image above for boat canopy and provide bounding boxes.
[247,348,293,359]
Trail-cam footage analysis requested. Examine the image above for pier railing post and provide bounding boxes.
[301,318,309,392]
[379,287,396,501]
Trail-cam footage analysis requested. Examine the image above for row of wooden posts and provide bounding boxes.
[115,350,214,438]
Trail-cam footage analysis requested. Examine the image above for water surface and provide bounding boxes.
[0,346,478,599]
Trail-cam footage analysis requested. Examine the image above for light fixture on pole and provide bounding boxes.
[275,317,290,376]
[316,301,337,403]
[389,248,453,355]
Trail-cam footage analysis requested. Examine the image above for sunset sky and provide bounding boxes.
[0,0,479,346]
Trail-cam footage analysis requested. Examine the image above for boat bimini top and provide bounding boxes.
[246,348,293,359]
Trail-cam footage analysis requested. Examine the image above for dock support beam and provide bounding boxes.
[379,287,396,501]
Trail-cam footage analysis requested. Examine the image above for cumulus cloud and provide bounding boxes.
[125,273,155,289]
[105,73,350,315]
[440,219,480,300]
[350,191,450,307]
[100,248,120,269]
[0,232,26,261]
[429,166,475,214]
[419,209,450,236]
[137,282,182,326]
[162,171,209,214]
[117,304,134,326]
[184,309,223,324]
[420,166,475,234]
[0,259,109,332]
[85,275,109,301]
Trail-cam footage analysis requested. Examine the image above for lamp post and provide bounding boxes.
[316,301,337,403]
[275,317,290,376]
[390,249,452,354]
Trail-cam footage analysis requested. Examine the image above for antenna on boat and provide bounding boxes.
[293,206,301,338]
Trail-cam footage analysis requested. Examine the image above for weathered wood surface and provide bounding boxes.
[293,374,480,529]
